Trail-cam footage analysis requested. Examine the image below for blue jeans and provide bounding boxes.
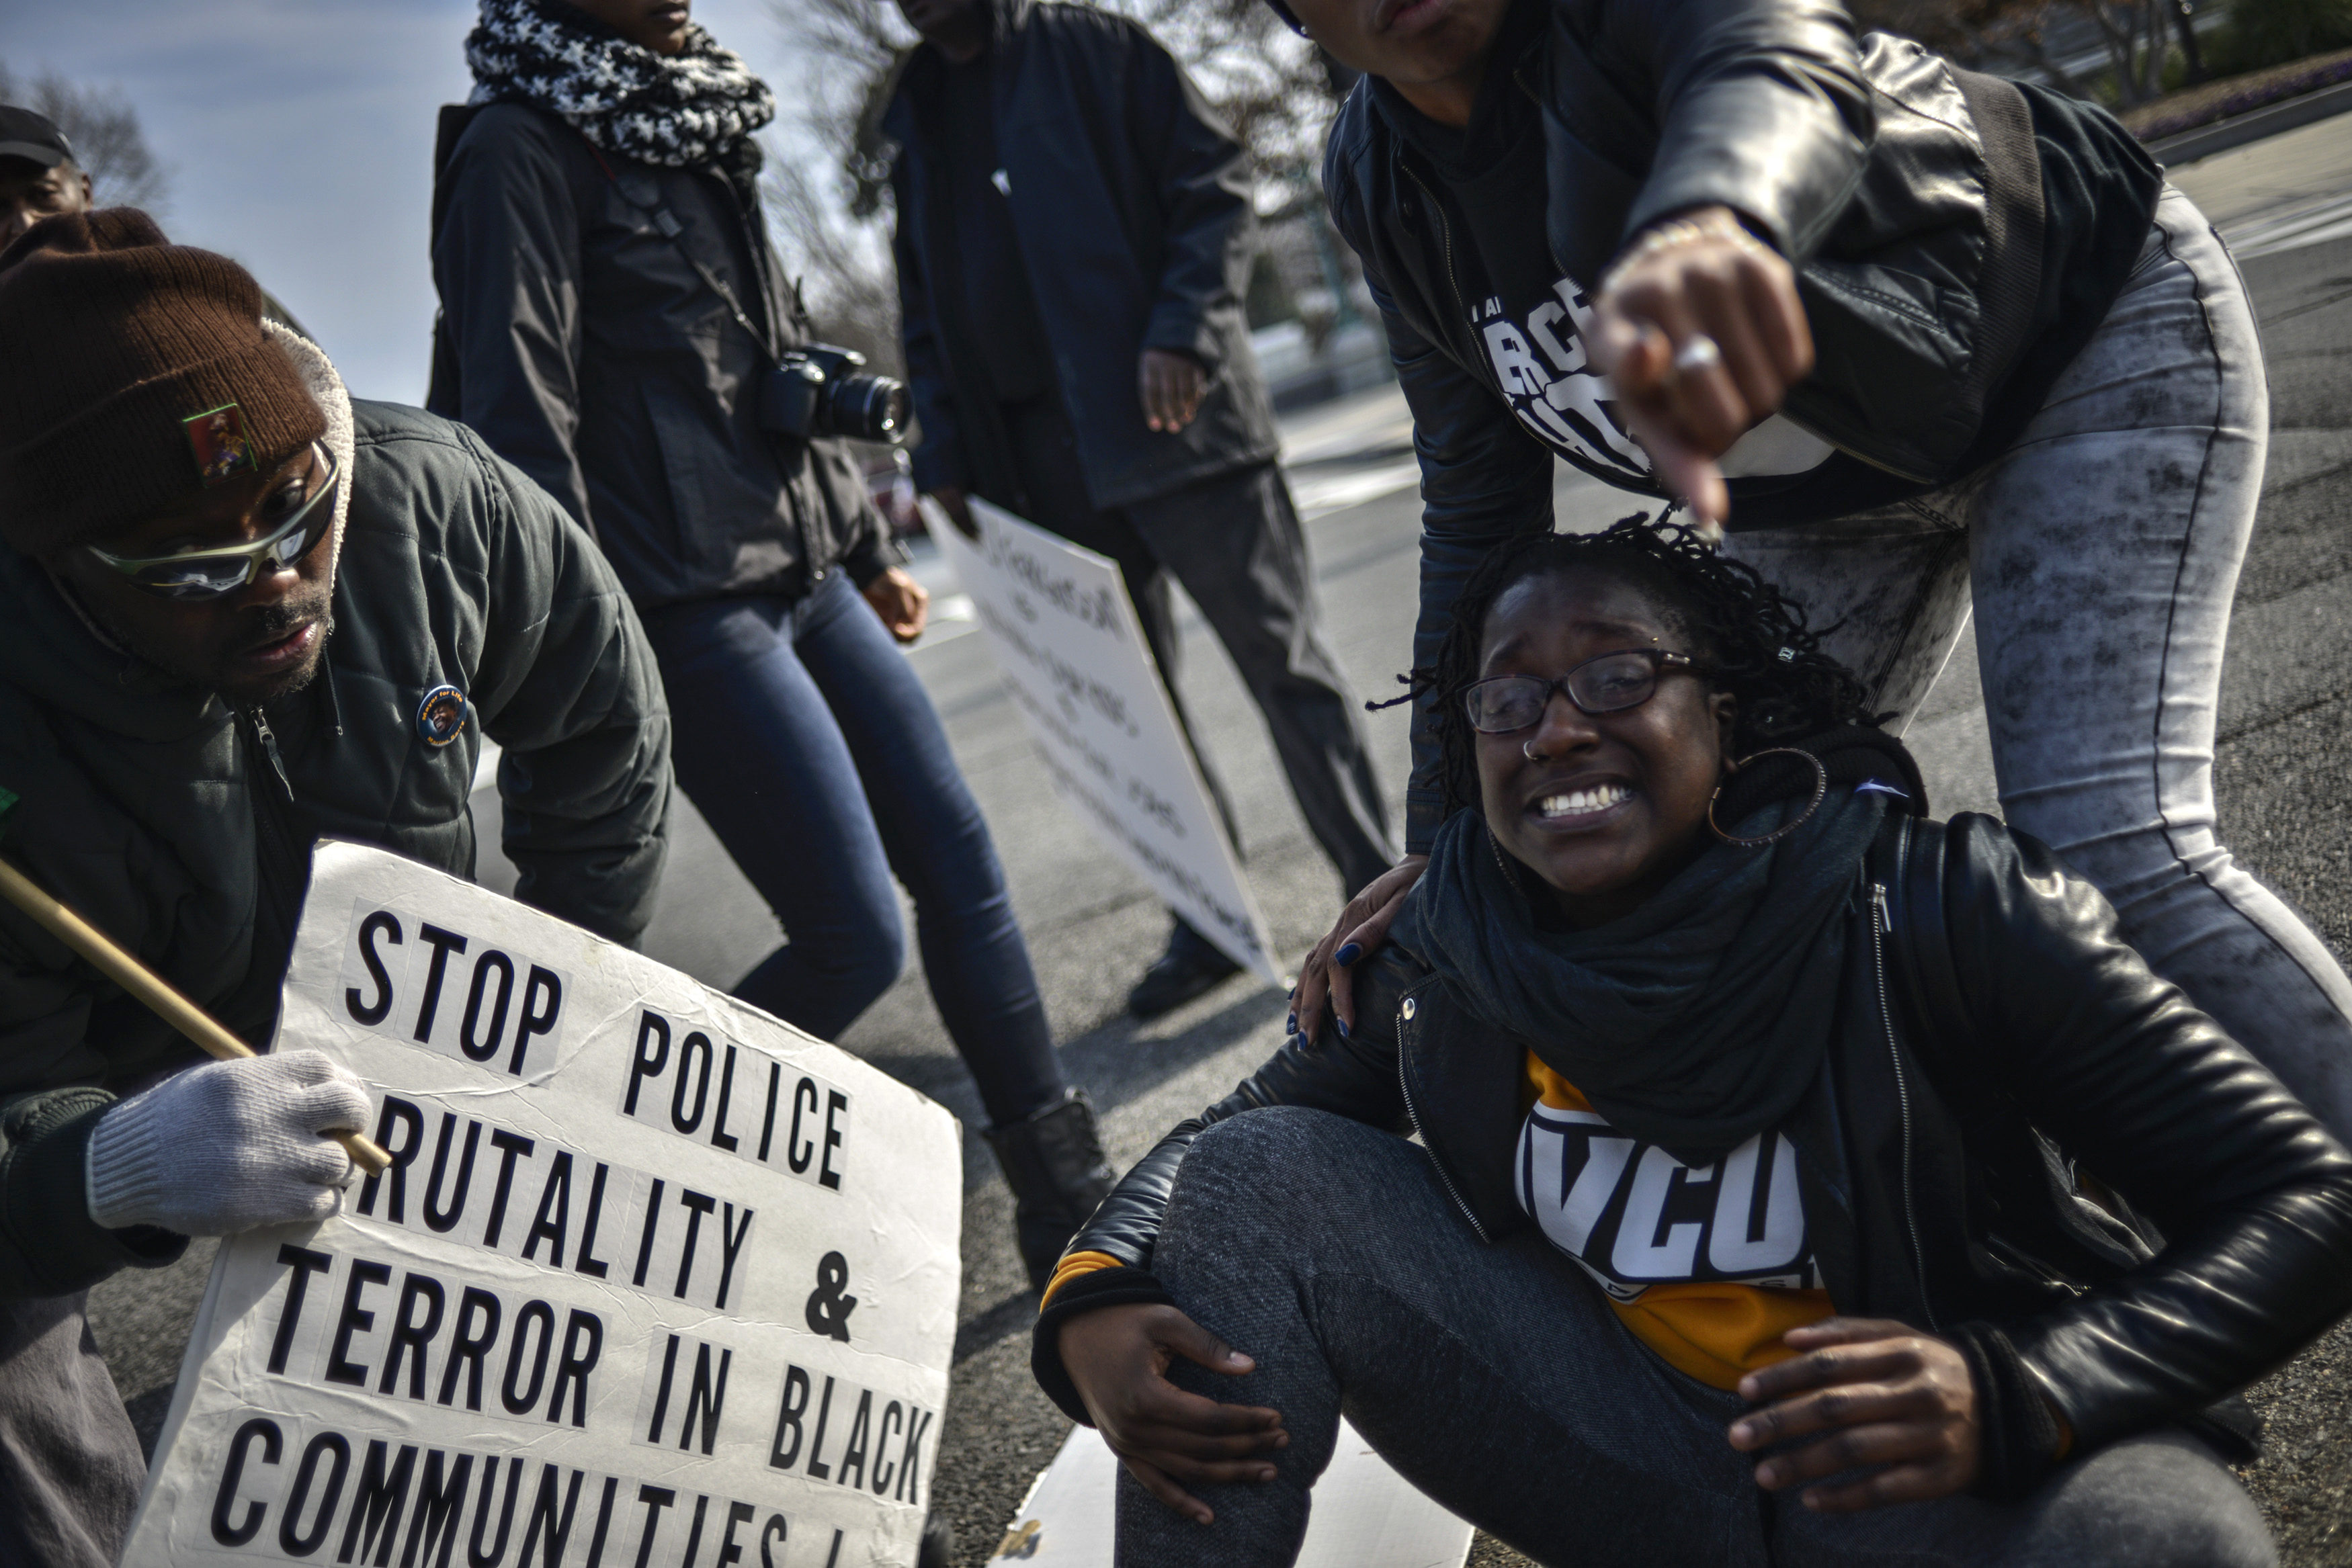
[1727,187,2352,1138]
[638,574,1062,1128]
[1122,1107,2273,1568]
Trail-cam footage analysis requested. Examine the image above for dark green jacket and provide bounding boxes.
[0,398,672,1299]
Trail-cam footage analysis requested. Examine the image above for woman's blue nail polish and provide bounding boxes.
[1334,943,1362,966]
[1286,1012,1297,1033]
[1335,1016,1351,1038]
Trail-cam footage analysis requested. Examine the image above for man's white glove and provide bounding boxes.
[86,1050,372,1236]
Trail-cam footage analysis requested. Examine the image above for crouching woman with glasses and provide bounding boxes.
[1029,518,2352,1567]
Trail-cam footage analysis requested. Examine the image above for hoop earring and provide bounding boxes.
[1707,747,1829,847]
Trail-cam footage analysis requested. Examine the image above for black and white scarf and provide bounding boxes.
[464,0,775,169]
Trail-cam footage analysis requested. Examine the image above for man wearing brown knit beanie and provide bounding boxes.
[0,208,673,1565]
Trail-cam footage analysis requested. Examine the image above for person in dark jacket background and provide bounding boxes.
[1036,521,2352,1565]
[0,209,671,1565]
[1284,0,2352,1155]
[0,105,90,248]
[430,0,1117,1295]
[1,103,314,333]
[884,0,1398,1017]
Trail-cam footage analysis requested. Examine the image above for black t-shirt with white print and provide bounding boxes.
[1377,0,1924,528]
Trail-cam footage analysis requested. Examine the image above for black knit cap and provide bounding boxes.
[0,208,325,556]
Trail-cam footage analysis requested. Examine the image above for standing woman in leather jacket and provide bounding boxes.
[429,0,1116,1287]
[1280,0,2352,1144]
[1034,520,2352,1567]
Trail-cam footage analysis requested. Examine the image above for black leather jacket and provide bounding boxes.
[1035,814,2352,1468]
[1327,0,2157,851]
[1334,3,2052,495]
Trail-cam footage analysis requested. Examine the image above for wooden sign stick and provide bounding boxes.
[0,859,391,1175]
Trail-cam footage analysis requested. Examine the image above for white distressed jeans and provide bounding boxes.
[1727,185,2352,1137]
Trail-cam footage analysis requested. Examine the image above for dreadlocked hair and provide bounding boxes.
[1380,515,1879,819]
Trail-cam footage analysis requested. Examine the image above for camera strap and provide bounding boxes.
[572,131,780,361]
[647,205,778,359]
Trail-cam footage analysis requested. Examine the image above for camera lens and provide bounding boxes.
[867,381,911,443]
[824,374,913,445]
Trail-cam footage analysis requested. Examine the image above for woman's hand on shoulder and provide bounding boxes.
[1059,1303,1288,1525]
[1292,855,1429,1047]
[1587,204,1814,532]
[1728,1317,1980,1511]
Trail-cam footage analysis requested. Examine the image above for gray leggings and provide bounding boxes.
[1117,1106,2274,1568]
[1725,186,2352,1138]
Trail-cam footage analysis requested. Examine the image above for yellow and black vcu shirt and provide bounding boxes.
[1519,1058,1833,1388]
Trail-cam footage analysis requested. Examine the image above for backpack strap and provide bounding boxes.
[1890,815,1977,1059]
[426,103,491,417]
[1882,816,2166,1270]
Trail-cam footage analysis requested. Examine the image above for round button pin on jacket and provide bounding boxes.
[415,684,470,747]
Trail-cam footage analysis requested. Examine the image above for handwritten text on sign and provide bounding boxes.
[931,498,1278,982]
[123,842,962,1568]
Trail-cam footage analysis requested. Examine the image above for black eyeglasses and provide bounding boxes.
[1460,648,1698,733]
[87,445,340,601]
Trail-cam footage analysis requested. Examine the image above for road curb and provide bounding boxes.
[2149,77,2352,165]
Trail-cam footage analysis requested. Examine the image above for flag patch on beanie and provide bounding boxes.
[183,403,256,484]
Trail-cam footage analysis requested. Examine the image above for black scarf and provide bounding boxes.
[465,0,775,169]
[1406,783,1890,1163]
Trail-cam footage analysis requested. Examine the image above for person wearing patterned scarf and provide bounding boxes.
[431,11,1113,1492]
[463,0,775,169]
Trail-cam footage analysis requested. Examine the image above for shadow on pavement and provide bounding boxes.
[857,977,1290,1141]
[1055,984,1290,1117]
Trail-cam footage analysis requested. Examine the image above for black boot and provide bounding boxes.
[1126,919,1243,1018]
[985,1088,1118,1293]
[917,1512,955,1568]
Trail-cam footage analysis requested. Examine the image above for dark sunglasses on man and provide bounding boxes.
[85,445,340,601]
[1461,648,1699,732]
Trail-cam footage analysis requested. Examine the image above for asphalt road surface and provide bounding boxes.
[88,110,2352,1567]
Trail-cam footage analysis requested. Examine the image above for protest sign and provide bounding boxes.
[123,840,962,1568]
[928,498,1280,984]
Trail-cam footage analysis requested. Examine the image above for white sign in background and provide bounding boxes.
[929,498,1280,984]
[124,841,962,1568]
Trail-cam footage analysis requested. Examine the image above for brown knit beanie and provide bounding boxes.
[0,208,326,556]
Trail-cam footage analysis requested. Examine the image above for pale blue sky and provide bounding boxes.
[2,0,827,403]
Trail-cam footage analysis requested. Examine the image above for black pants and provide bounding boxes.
[995,396,1394,895]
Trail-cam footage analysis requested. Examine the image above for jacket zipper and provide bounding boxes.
[1871,882,1938,1330]
[246,708,294,803]
[1394,994,1489,1243]
[1400,164,1469,346]
[243,705,305,907]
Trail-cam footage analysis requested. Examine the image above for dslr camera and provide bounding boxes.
[760,345,911,445]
